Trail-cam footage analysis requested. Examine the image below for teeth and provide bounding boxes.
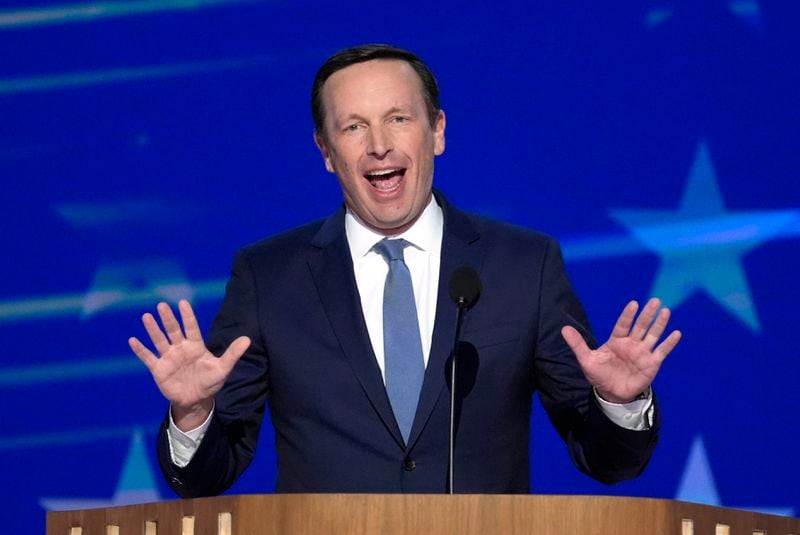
[366,168,400,178]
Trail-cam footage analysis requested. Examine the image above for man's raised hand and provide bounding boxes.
[128,299,250,430]
[561,298,681,404]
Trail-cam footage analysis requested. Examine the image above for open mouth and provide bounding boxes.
[364,168,406,191]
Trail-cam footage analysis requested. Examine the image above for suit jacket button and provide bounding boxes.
[403,458,416,471]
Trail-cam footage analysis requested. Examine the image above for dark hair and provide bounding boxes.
[311,44,441,134]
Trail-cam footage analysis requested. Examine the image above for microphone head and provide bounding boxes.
[448,266,482,309]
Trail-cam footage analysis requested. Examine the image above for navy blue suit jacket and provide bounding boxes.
[157,192,658,496]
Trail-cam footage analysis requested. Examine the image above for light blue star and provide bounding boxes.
[82,259,195,318]
[40,429,160,511]
[676,435,795,516]
[676,435,721,505]
[610,141,797,332]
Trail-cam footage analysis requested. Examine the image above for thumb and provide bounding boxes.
[219,336,251,370]
[561,326,591,363]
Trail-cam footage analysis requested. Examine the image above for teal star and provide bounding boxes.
[610,141,797,332]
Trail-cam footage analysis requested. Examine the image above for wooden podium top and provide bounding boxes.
[47,494,800,535]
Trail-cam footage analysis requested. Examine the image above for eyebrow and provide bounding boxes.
[383,106,408,117]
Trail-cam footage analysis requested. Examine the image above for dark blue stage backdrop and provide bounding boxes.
[1,1,798,532]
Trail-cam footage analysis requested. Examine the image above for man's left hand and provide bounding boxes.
[561,298,682,404]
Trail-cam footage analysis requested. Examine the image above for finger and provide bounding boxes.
[178,299,203,342]
[644,307,671,349]
[219,336,251,372]
[654,330,682,363]
[157,302,185,344]
[561,326,592,362]
[610,300,639,338]
[631,298,661,340]
[128,336,158,370]
[142,312,170,355]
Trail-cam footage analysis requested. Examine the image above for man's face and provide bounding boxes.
[315,59,445,236]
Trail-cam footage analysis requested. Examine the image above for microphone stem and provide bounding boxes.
[448,298,466,494]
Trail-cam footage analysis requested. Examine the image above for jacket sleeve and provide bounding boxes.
[157,250,270,497]
[533,239,659,485]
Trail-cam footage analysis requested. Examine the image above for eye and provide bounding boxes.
[390,115,409,124]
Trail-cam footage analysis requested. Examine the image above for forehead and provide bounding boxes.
[321,59,426,121]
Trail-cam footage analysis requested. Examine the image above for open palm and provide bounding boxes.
[561,298,681,404]
[129,300,250,411]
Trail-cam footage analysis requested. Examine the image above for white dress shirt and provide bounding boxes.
[167,196,652,467]
[346,196,442,378]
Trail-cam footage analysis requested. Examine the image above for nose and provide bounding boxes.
[366,126,392,158]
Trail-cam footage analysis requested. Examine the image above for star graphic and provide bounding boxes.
[82,259,195,318]
[610,141,797,332]
[675,435,721,505]
[40,429,160,511]
[676,435,795,516]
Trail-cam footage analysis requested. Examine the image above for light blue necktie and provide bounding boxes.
[375,239,425,444]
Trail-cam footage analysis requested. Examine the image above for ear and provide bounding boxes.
[433,110,446,156]
[314,130,335,173]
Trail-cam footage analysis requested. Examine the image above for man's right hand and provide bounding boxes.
[128,299,250,431]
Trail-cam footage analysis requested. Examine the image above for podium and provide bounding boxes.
[47,494,800,535]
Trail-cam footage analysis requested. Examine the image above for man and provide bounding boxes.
[129,44,681,496]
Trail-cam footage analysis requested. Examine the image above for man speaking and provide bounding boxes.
[128,44,681,496]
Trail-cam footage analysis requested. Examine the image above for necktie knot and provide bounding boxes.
[374,239,408,263]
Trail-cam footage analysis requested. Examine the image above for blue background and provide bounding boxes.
[1,1,798,532]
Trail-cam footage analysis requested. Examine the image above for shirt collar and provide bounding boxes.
[345,195,444,262]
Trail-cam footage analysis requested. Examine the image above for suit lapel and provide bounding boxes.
[407,193,482,448]
[307,207,405,448]
[307,194,482,451]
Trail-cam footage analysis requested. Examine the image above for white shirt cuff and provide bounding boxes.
[594,388,654,431]
[167,404,214,468]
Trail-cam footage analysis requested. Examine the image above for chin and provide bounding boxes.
[366,213,410,234]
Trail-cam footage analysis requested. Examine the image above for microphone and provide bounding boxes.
[446,266,481,494]
[448,266,481,310]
